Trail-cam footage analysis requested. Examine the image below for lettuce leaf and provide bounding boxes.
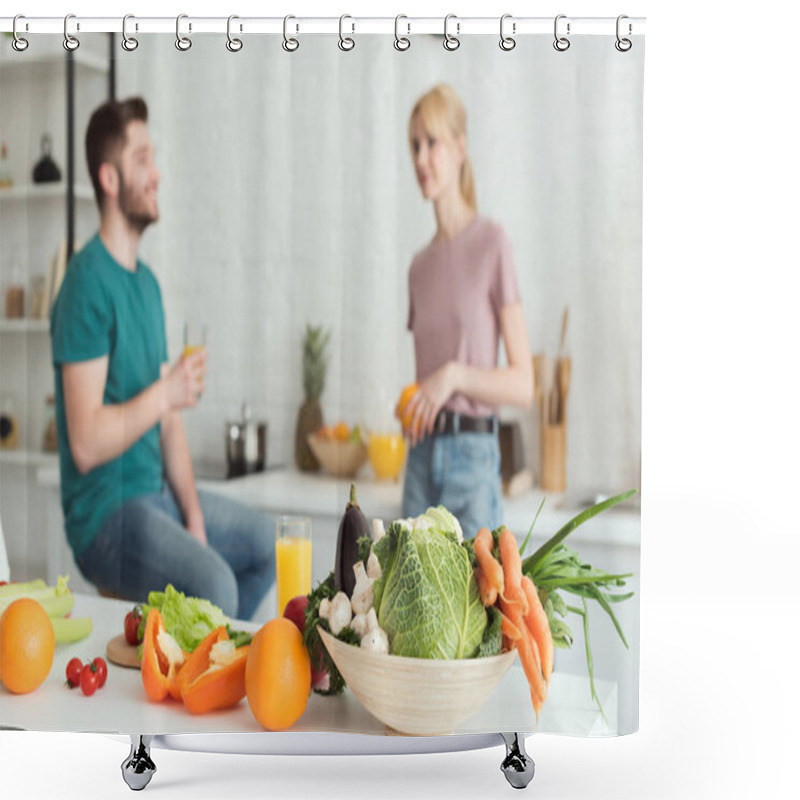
[140,584,228,653]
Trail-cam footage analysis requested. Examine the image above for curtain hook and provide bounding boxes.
[339,14,355,51]
[553,14,570,52]
[227,15,243,52]
[615,15,633,52]
[12,15,29,52]
[499,14,516,51]
[175,14,192,51]
[443,14,460,51]
[122,15,139,52]
[394,14,410,51]
[283,15,299,52]
[63,14,80,52]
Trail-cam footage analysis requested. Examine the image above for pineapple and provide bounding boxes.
[295,324,331,471]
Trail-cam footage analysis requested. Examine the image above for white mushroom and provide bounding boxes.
[372,518,386,542]
[360,608,389,654]
[366,549,382,581]
[350,561,375,615]
[319,592,352,635]
[351,611,369,638]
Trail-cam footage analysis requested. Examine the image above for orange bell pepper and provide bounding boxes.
[177,626,250,714]
[141,608,185,702]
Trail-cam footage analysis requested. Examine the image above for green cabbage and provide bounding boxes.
[373,507,487,659]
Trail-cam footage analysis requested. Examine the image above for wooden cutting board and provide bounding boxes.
[106,634,141,670]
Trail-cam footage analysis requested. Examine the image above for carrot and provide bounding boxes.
[498,527,529,616]
[498,609,523,641]
[475,568,498,607]
[474,527,505,599]
[521,575,554,686]
[501,597,546,718]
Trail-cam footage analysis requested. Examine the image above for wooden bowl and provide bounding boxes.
[307,435,368,478]
[318,629,517,736]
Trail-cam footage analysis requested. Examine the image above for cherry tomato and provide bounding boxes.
[66,657,83,689]
[92,657,108,689]
[80,663,98,696]
[124,607,142,646]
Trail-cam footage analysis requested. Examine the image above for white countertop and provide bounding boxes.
[36,465,640,549]
[0,593,616,737]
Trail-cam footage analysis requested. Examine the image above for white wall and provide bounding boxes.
[107,33,645,496]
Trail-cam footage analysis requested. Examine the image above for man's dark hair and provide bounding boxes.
[85,96,148,209]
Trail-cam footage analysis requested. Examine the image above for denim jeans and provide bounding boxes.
[401,431,503,541]
[76,484,275,621]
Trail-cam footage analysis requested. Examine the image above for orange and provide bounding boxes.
[245,617,311,730]
[0,598,55,694]
[333,421,350,442]
[395,382,420,432]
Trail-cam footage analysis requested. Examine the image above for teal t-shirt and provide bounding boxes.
[51,234,168,559]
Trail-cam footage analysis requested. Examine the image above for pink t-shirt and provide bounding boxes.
[407,216,521,418]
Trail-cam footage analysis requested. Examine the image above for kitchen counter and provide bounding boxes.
[193,468,641,550]
[0,593,617,737]
[36,465,640,550]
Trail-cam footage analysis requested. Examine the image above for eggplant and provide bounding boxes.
[334,484,371,597]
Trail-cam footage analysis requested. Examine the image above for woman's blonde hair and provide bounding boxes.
[409,84,477,211]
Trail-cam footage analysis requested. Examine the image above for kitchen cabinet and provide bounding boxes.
[0,35,113,579]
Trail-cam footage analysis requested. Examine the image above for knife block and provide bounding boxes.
[540,422,566,492]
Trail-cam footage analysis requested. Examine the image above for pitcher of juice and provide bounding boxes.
[275,516,312,616]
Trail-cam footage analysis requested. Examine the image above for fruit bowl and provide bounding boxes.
[367,433,407,481]
[318,629,517,736]
[307,435,368,478]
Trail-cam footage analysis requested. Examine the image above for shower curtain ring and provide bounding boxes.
[394,15,411,51]
[339,15,355,51]
[12,15,29,52]
[226,15,243,52]
[443,14,460,51]
[122,15,139,52]
[283,15,299,52]
[553,14,570,52]
[499,14,516,51]
[175,14,192,51]
[63,14,80,52]
[615,15,633,52]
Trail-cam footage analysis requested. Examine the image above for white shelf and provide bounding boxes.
[0,449,58,468]
[0,318,50,333]
[0,184,95,202]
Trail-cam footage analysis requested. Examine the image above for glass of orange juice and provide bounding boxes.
[183,322,207,398]
[275,516,312,616]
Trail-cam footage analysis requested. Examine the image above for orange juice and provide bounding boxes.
[182,344,203,358]
[276,536,313,616]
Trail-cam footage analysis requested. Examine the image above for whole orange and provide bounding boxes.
[395,382,420,431]
[0,598,55,694]
[245,617,311,730]
[333,421,350,442]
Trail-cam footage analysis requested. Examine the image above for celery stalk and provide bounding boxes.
[0,579,47,598]
[52,616,93,644]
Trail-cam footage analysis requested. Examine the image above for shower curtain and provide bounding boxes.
[0,23,643,741]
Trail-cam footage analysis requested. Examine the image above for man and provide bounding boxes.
[51,97,274,620]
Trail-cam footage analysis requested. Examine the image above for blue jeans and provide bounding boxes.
[401,431,503,541]
[76,484,275,621]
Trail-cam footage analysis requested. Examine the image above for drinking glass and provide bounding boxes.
[275,516,313,616]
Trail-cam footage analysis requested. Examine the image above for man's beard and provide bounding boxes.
[117,168,158,233]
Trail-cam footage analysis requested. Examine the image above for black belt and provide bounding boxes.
[433,410,499,436]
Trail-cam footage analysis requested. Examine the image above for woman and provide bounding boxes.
[400,84,533,539]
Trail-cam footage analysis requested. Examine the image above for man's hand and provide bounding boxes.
[164,348,206,410]
[185,509,208,546]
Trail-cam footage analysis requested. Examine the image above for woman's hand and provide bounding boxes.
[406,362,461,447]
